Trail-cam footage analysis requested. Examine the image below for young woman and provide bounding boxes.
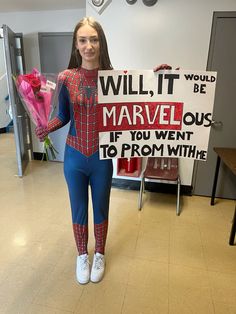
[36,16,173,285]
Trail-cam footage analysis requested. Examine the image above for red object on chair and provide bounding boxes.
[125,158,137,173]
[117,157,142,177]
[138,157,181,215]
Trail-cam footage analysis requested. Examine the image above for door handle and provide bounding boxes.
[211,120,223,127]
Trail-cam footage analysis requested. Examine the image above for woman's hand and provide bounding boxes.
[153,64,180,72]
[35,126,49,142]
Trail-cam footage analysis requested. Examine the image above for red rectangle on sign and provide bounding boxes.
[98,102,183,132]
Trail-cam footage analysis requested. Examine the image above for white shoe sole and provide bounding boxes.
[90,273,104,283]
[76,277,90,285]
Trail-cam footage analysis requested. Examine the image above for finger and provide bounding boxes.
[153,65,162,72]
[153,64,172,72]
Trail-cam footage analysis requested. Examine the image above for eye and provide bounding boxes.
[90,38,99,44]
[78,38,87,44]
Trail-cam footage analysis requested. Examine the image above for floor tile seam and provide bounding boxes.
[207,268,236,277]
[0,267,16,284]
[131,254,169,266]
[110,254,137,286]
[204,270,218,314]
[167,214,171,262]
[34,283,82,312]
[12,287,50,313]
[27,275,57,307]
[200,238,236,251]
[139,227,172,238]
[132,213,143,254]
[29,302,74,313]
[206,272,236,312]
[27,258,76,307]
[200,240,236,274]
[205,266,236,276]
[134,250,169,264]
[167,211,171,313]
[167,252,170,314]
[72,285,88,313]
[0,269,48,293]
[138,232,170,247]
[168,238,207,263]
[212,301,236,311]
[139,218,172,230]
[121,284,169,314]
[168,225,202,243]
[195,210,210,272]
[76,279,128,314]
[133,243,172,263]
[22,254,69,274]
[168,260,209,272]
[125,279,169,291]
[33,300,75,313]
[120,281,130,314]
[198,226,233,240]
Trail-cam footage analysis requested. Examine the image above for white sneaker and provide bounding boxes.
[76,254,90,284]
[90,252,105,283]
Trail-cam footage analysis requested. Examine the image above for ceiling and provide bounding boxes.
[0,0,86,12]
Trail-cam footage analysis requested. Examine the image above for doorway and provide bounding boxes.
[38,32,73,161]
[0,38,12,131]
[1,25,33,177]
[193,12,236,199]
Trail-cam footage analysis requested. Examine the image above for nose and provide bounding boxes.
[85,41,93,50]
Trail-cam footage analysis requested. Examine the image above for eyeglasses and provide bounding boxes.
[77,37,99,46]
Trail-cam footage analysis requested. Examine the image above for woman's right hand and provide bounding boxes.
[35,126,49,142]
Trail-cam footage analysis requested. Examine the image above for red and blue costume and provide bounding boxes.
[47,67,113,255]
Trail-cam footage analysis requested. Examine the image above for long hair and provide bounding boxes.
[68,17,113,70]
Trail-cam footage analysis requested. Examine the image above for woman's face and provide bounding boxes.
[76,24,100,68]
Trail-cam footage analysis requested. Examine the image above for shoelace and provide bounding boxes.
[94,255,104,270]
[79,255,89,270]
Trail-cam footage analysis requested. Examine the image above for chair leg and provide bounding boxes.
[176,176,181,216]
[138,177,144,210]
[229,207,236,245]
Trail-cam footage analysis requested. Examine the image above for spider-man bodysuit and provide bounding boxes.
[47,67,113,255]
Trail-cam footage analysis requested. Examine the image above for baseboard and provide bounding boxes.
[0,127,7,134]
[33,152,47,161]
[112,178,192,195]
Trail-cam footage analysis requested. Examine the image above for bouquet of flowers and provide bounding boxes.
[14,68,59,160]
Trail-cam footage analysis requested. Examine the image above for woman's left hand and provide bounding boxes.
[153,64,172,72]
[153,64,180,72]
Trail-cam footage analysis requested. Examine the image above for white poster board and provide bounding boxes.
[98,70,217,161]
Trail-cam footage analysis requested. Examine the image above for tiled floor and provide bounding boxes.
[0,132,236,314]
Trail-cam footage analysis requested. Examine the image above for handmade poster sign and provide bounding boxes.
[97,70,217,160]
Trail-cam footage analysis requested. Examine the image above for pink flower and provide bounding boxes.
[14,68,59,160]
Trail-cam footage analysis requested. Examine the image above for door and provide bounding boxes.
[193,12,236,199]
[38,32,73,161]
[2,25,32,177]
[0,39,11,129]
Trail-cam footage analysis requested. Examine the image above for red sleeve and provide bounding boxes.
[47,117,64,133]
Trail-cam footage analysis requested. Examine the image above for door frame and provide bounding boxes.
[192,11,236,196]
